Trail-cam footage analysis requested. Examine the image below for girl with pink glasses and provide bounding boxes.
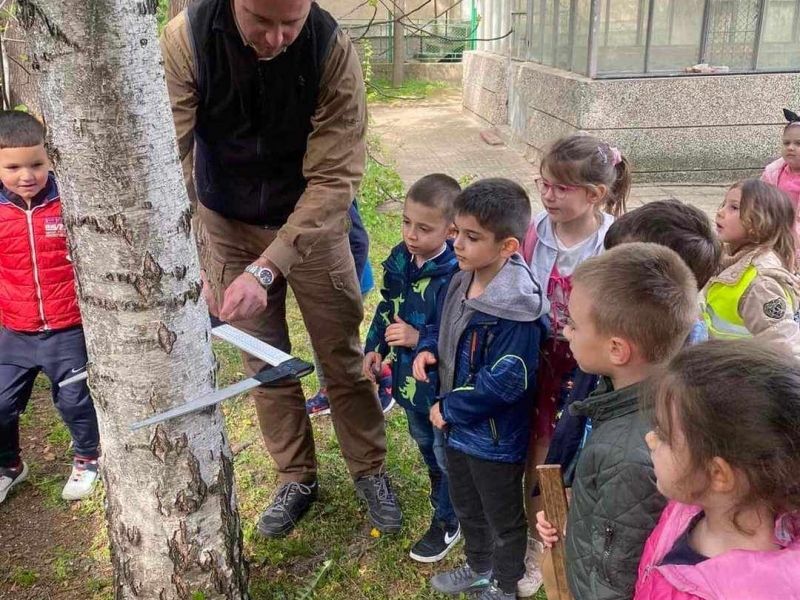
[516,135,631,597]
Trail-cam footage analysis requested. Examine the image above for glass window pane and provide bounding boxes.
[571,0,593,74]
[758,0,800,69]
[647,0,703,71]
[597,0,648,74]
[703,0,759,70]
[530,0,545,61]
[511,0,530,58]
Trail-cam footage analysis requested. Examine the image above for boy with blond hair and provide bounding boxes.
[537,242,699,600]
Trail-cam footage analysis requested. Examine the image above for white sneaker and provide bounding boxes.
[62,458,99,500]
[517,537,544,597]
[0,462,29,504]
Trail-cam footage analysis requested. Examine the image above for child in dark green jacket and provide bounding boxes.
[536,243,699,600]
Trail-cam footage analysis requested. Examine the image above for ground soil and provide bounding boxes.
[0,390,111,600]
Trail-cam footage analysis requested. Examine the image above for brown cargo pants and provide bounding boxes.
[198,204,387,484]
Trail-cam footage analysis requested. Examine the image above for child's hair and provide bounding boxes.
[604,199,722,288]
[730,179,796,271]
[0,110,45,148]
[407,173,461,222]
[454,177,531,242]
[646,339,800,521]
[540,135,631,218]
[573,243,698,363]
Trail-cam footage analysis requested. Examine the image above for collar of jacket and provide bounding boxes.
[0,172,58,210]
[569,377,642,424]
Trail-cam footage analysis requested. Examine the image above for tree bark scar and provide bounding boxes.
[137,0,159,16]
[174,451,208,514]
[157,321,177,354]
[178,207,192,238]
[16,1,82,50]
[66,213,135,246]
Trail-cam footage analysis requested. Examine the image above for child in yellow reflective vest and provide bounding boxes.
[703,179,800,359]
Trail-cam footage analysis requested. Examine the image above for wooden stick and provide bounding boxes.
[537,464,574,600]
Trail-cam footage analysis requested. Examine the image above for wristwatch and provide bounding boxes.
[244,264,275,289]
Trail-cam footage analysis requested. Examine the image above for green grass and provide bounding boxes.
[18,123,543,598]
[9,567,38,587]
[366,79,450,104]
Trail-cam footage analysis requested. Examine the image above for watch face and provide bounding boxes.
[259,269,273,286]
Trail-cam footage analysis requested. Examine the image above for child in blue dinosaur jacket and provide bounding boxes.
[413,178,549,600]
[363,173,461,563]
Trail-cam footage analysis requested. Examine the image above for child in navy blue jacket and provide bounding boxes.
[414,178,549,600]
[363,173,461,562]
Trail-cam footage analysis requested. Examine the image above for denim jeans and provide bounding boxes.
[405,408,457,527]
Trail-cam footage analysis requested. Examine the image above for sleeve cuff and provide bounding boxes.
[263,237,302,277]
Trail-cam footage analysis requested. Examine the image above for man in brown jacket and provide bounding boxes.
[160,0,402,537]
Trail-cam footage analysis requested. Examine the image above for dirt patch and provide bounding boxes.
[0,389,111,600]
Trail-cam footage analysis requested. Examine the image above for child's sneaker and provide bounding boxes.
[430,563,492,595]
[517,537,544,597]
[378,366,395,413]
[62,457,99,500]
[409,520,461,563]
[305,389,331,417]
[476,582,517,600]
[0,462,29,504]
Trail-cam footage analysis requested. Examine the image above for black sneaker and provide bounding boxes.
[256,480,318,538]
[354,472,402,533]
[409,521,461,563]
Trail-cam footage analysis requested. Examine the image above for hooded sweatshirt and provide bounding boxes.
[418,254,549,463]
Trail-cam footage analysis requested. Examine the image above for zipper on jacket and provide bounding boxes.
[488,418,499,446]
[601,521,614,583]
[24,207,49,330]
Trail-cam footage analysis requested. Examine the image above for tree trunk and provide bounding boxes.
[392,0,405,87]
[3,8,42,114]
[17,2,249,598]
[170,0,195,19]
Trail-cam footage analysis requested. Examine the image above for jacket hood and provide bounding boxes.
[713,247,800,298]
[465,253,549,322]
[646,502,800,600]
[533,209,615,252]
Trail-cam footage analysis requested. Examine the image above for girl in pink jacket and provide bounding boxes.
[635,340,800,600]
[761,108,800,265]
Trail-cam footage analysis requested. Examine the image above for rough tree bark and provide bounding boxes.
[3,5,42,113]
[17,1,249,598]
[169,0,194,19]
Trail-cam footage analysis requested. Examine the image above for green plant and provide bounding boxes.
[10,567,38,587]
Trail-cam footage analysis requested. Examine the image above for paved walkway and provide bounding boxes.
[370,90,726,218]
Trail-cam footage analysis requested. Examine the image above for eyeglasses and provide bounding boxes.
[534,177,580,199]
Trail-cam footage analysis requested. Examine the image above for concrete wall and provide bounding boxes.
[462,50,800,183]
[372,62,463,85]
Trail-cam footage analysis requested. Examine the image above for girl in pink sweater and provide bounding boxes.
[762,108,800,266]
[635,340,800,600]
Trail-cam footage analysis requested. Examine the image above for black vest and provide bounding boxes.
[187,0,338,226]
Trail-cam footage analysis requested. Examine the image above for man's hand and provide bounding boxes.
[385,315,419,348]
[536,510,560,548]
[219,273,268,322]
[200,269,220,317]
[429,402,446,430]
[363,351,383,382]
[412,351,437,382]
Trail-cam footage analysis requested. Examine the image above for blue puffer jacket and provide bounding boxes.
[418,254,549,463]
[365,241,459,413]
